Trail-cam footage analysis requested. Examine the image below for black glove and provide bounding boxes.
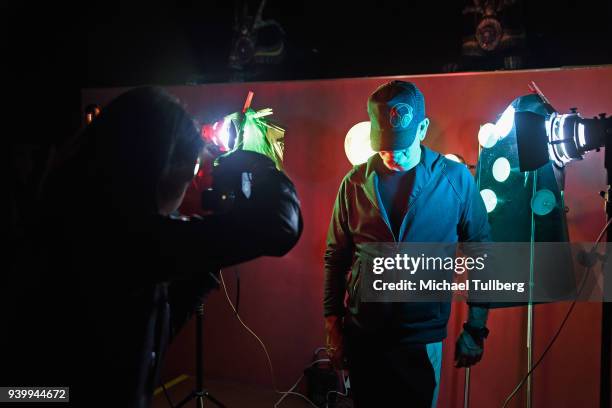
[455,323,488,367]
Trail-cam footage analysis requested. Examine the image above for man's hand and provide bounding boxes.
[454,329,484,367]
[325,316,344,369]
[455,305,489,368]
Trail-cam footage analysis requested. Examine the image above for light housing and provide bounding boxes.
[514,102,611,171]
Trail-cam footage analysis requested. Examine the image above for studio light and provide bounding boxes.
[229,0,286,70]
[480,188,498,213]
[478,122,497,148]
[474,93,570,242]
[512,102,612,172]
[474,92,576,317]
[478,105,517,150]
[492,157,511,182]
[345,121,376,166]
[495,105,516,139]
[202,117,234,152]
[531,189,556,216]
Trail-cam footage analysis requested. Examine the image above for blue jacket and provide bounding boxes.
[323,146,490,343]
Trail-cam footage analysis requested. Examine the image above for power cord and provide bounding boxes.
[234,267,241,314]
[326,368,350,408]
[502,217,612,407]
[273,358,331,408]
[219,270,320,408]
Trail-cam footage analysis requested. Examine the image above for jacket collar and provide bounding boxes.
[362,145,444,213]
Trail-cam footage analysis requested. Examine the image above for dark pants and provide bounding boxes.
[345,326,438,408]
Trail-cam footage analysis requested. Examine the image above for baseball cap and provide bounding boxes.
[367,80,426,151]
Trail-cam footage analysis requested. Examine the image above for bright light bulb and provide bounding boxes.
[345,121,376,165]
[219,118,231,150]
[480,189,498,213]
[494,105,515,139]
[492,157,511,182]
[193,157,201,176]
[578,123,586,148]
[478,123,498,148]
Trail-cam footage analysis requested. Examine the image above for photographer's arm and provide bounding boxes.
[152,152,302,336]
[156,165,303,279]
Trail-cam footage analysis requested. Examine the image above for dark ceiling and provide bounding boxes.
[3,0,612,143]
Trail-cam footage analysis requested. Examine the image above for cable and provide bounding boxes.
[273,359,330,408]
[234,267,241,314]
[502,217,612,407]
[219,270,320,408]
[594,217,612,245]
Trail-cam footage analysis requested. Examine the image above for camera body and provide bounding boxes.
[201,150,274,214]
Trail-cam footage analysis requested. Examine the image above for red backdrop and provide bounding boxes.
[83,65,612,407]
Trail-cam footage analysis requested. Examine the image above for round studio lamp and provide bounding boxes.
[492,157,511,182]
[480,188,498,213]
[345,121,376,165]
[530,189,557,216]
[495,105,516,140]
[478,123,498,148]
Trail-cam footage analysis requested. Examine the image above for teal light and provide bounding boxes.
[480,189,498,213]
[531,189,556,216]
[492,157,511,182]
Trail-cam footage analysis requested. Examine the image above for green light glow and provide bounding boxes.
[231,108,285,170]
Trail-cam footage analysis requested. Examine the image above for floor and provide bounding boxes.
[151,376,319,408]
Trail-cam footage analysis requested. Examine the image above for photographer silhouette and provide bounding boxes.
[3,87,302,408]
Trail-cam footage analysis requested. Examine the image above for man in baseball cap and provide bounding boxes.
[324,80,491,407]
[368,80,431,172]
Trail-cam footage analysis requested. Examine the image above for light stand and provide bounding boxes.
[515,107,612,408]
[526,170,538,408]
[600,137,612,408]
[463,367,471,408]
[175,302,226,408]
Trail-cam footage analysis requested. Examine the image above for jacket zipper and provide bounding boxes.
[373,174,398,243]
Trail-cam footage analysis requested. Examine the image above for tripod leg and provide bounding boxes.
[203,391,227,408]
[175,302,228,408]
[175,391,197,408]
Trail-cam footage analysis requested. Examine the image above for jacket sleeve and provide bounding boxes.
[458,168,491,243]
[457,167,492,308]
[151,156,303,281]
[323,177,354,317]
